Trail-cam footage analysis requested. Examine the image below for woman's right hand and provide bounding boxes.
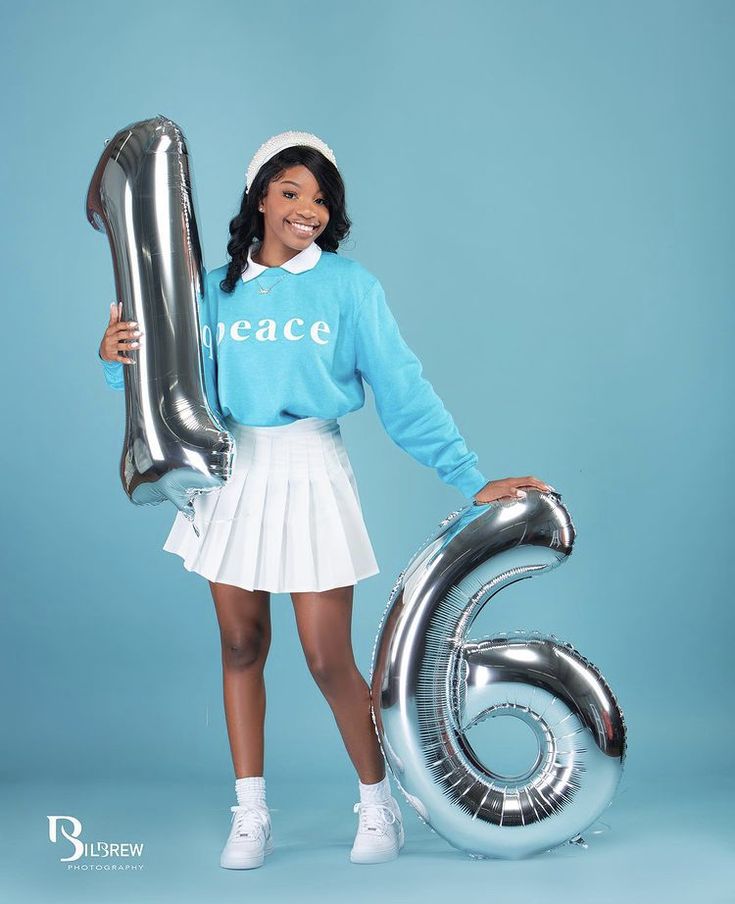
[99,301,144,364]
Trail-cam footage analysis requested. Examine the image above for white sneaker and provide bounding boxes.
[350,796,405,864]
[220,804,273,869]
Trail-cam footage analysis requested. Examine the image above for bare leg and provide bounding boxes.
[290,584,385,784]
[209,581,271,778]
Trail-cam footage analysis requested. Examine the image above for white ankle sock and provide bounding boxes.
[359,773,392,804]
[235,776,267,810]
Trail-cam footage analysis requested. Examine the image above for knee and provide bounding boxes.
[221,624,269,670]
[305,653,355,691]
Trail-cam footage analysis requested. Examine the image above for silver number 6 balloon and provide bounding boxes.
[370,491,626,858]
[86,115,234,523]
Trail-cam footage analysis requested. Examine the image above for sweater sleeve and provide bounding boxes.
[354,277,488,499]
[98,350,124,391]
[199,271,220,418]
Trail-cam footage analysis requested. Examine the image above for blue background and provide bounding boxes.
[1,1,732,901]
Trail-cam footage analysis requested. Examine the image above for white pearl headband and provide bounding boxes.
[245,130,338,194]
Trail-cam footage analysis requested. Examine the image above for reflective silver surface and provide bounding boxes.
[87,115,233,520]
[370,491,626,858]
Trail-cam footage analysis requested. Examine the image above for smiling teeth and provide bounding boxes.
[290,222,315,232]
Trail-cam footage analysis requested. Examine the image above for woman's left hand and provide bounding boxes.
[473,476,556,505]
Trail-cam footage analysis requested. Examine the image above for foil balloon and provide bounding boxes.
[370,491,626,859]
[86,115,234,524]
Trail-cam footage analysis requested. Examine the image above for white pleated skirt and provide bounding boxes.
[162,416,380,593]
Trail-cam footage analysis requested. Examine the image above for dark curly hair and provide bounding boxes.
[219,145,351,293]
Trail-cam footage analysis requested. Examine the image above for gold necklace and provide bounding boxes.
[250,249,291,295]
[254,273,289,295]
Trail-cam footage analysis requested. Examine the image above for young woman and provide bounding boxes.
[98,130,553,869]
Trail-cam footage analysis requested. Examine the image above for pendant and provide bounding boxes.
[257,287,271,295]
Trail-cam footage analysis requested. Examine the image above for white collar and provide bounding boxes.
[241,241,322,283]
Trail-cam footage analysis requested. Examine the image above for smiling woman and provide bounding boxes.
[97,129,550,871]
[215,137,351,294]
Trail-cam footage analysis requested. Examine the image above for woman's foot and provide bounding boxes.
[350,796,404,863]
[220,804,273,869]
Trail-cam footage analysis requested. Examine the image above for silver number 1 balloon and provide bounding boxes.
[86,115,234,522]
[370,491,626,859]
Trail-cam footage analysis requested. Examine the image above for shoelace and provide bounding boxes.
[353,801,398,836]
[229,805,269,842]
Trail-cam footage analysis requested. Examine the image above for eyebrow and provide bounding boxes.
[279,179,324,194]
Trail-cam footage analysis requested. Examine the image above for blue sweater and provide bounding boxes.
[100,245,488,499]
